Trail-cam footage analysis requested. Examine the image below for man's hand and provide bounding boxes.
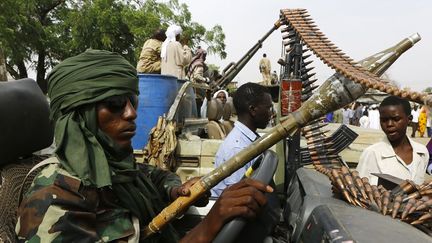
[170,177,210,207]
[209,178,273,222]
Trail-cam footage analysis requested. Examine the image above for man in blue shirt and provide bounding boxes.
[211,82,273,197]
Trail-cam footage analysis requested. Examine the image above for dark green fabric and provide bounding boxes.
[47,49,138,187]
[47,49,178,242]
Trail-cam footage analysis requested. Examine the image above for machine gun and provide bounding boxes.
[142,9,430,238]
[210,19,282,92]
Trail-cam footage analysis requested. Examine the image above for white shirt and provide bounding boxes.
[359,115,370,128]
[356,136,429,185]
[411,109,419,123]
[406,161,416,174]
[161,42,192,79]
[368,109,381,130]
[427,113,432,128]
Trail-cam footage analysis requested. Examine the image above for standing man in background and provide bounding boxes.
[352,102,363,126]
[259,53,271,85]
[136,29,166,73]
[368,104,381,130]
[359,110,370,128]
[342,105,353,125]
[161,24,192,79]
[187,46,209,84]
[271,70,279,85]
[411,105,419,137]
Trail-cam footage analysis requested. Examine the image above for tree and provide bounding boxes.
[0,0,71,90]
[126,0,226,60]
[423,87,432,93]
[65,0,137,62]
[0,47,7,81]
[0,0,226,92]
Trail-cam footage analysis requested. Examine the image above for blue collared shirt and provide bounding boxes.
[210,121,259,197]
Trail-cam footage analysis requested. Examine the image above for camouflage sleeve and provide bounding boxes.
[139,164,182,202]
[191,66,208,83]
[16,164,136,242]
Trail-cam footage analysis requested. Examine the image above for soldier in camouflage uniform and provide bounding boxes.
[136,29,166,74]
[187,47,209,84]
[16,50,273,242]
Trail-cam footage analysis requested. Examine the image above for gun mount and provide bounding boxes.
[210,19,282,91]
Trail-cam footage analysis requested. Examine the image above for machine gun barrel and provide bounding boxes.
[211,19,282,91]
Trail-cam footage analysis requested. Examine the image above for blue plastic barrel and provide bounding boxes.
[132,74,178,149]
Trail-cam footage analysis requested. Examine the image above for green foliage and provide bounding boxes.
[207,64,220,73]
[0,0,226,92]
[66,0,136,61]
[204,25,226,59]
[130,0,226,59]
[423,87,432,93]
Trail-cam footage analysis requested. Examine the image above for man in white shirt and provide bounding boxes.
[160,24,192,79]
[357,96,429,185]
[368,104,381,130]
[359,110,370,128]
[411,105,419,137]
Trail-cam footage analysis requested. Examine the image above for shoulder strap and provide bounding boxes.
[28,156,59,175]
[18,156,60,204]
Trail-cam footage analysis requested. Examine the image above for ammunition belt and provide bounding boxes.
[280,9,426,104]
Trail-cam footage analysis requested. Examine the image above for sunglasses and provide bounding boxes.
[100,94,138,113]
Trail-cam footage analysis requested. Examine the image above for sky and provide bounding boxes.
[179,0,431,92]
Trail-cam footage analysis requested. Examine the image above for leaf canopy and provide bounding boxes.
[0,0,226,92]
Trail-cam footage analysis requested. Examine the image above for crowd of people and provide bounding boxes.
[326,101,432,138]
[136,25,211,85]
[323,97,432,185]
[137,25,281,89]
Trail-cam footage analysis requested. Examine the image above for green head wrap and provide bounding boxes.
[48,49,139,187]
[47,50,177,242]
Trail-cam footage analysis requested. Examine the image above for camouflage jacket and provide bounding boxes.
[136,39,162,74]
[16,161,182,242]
